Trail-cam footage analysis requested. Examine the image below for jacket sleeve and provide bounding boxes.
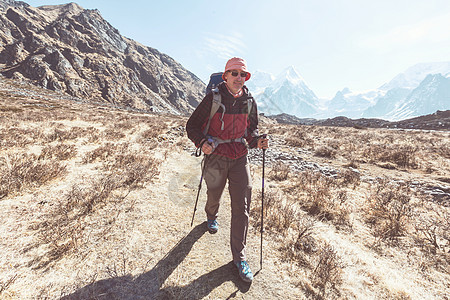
[186,94,212,147]
[245,99,259,149]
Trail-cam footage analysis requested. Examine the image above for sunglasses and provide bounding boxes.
[229,71,248,78]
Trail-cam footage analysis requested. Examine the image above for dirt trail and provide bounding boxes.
[57,150,302,299]
[143,150,302,299]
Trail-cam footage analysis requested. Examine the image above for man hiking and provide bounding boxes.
[186,57,269,283]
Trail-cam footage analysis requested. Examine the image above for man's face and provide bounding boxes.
[224,69,247,94]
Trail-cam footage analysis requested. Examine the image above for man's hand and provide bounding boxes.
[257,137,269,149]
[202,142,214,155]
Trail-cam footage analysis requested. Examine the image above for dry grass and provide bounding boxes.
[0,80,181,295]
[268,161,290,181]
[365,179,416,240]
[311,242,344,293]
[272,124,449,174]
[253,121,449,299]
[283,170,352,228]
[32,173,146,269]
[39,143,78,161]
[0,79,448,299]
[0,153,67,199]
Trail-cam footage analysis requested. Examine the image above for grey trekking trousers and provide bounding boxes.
[203,154,252,263]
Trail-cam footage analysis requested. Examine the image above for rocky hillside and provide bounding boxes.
[0,0,205,114]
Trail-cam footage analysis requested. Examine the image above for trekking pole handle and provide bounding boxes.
[257,133,269,151]
[195,138,210,157]
[259,133,267,139]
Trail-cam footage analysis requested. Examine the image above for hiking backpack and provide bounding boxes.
[206,72,224,95]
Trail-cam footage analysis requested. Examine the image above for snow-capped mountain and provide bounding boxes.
[245,62,449,121]
[322,88,384,119]
[364,62,450,120]
[362,87,411,119]
[380,62,450,90]
[254,66,320,117]
[384,73,450,120]
[245,70,275,95]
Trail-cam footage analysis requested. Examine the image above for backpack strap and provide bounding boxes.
[244,92,254,137]
[202,88,225,135]
[212,137,246,145]
[247,92,254,115]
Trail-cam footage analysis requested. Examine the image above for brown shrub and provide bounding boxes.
[36,176,120,265]
[114,119,135,131]
[365,179,414,240]
[82,143,127,164]
[35,143,161,264]
[364,144,418,169]
[311,242,344,292]
[412,205,449,270]
[292,171,333,215]
[0,153,67,199]
[280,215,317,268]
[382,145,418,168]
[268,161,290,181]
[314,146,336,158]
[103,127,126,141]
[39,144,77,161]
[45,128,72,142]
[0,127,40,148]
[283,127,315,148]
[252,189,297,234]
[326,139,341,150]
[104,152,160,188]
[140,128,163,141]
[435,143,450,159]
[339,168,361,188]
[85,127,101,143]
[290,171,351,228]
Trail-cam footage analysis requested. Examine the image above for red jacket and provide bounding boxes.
[186,82,259,159]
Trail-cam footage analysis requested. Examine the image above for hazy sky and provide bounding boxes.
[25,0,450,98]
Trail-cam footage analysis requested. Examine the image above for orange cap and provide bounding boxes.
[222,57,251,81]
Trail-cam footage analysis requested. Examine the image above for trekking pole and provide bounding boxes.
[191,154,208,227]
[260,134,267,269]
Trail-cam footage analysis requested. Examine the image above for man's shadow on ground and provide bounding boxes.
[62,222,251,299]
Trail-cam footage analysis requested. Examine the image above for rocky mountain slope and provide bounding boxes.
[0,0,205,114]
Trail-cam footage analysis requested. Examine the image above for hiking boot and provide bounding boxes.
[235,260,253,283]
[207,219,218,234]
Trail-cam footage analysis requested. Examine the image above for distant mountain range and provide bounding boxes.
[267,110,450,131]
[250,62,450,121]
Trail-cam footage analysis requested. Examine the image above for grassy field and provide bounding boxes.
[1,77,449,299]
